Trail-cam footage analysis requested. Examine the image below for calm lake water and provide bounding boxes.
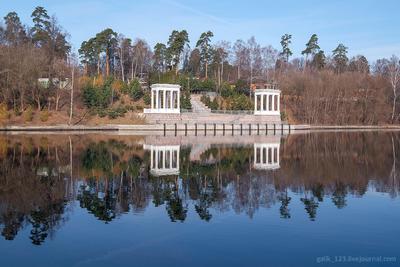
[0,131,399,267]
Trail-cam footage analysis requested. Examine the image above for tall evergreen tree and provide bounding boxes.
[96,28,118,76]
[153,43,167,73]
[30,6,51,47]
[3,12,27,46]
[332,43,348,73]
[167,30,189,75]
[279,34,292,62]
[312,50,326,70]
[196,31,214,79]
[302,34,320,70]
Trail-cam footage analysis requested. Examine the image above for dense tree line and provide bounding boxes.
[1,6,400,124]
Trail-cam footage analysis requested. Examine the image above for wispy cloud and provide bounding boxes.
[162,0,232,26]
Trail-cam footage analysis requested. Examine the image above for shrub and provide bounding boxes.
[281,111,287,121]
[143,91,151,105]
[209,98,219,110]
[24,106,34,122]
[107,106,127,119]
[82,84,112,109]
[230,94,252,110]
[128,79,143,101]
[180,90,192,109]
[40,110,50,122]
[0,103,10,121]
[235,79,250,95]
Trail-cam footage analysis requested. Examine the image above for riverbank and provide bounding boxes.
[1,123,400,132]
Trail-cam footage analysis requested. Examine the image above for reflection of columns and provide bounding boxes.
[253,143,280,170]
[146,145,180,176]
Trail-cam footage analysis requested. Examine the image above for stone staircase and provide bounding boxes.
[189,143,211,161]
[190,94,211,113]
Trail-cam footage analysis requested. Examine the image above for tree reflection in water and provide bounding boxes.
[0,132,399,244]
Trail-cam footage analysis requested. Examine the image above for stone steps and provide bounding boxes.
[190,94,211,113]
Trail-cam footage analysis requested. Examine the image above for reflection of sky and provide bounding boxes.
[2,192,399,267]
[1,132,400,266]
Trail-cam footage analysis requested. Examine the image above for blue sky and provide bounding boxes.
[1,0,399,61]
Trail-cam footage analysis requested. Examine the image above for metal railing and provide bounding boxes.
[211,110,254,115]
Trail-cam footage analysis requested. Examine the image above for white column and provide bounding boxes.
[254,94,258,112]
[156,90,159,109]
[155,149,158,169]
[177,90,180,110]
[163,90,166,110]
[170,90,173,110]
[173,91,177,109]
[151,90,154,109]
[272,94,275,111]
[151,148,153,168]
[277,95,280,112]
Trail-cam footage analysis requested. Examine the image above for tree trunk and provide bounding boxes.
[120,47,125,82]
[106,53,110,76]
[69,67,74,125]
[391,91,396,124]
[97,53,101,76]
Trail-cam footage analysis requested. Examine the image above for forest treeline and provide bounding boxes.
[1,6,400,124]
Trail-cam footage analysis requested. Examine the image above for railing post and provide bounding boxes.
[240,123,243,135]
[249,123,251,135]
[273,123,276,135]
[265,123,268,135]
[257,123,259,135]
[163,123,166,136]
[185,123,187,136]
[204,123,207,135]
[195,123,197,136]
[213,123,216,136]
[232,124,234,135]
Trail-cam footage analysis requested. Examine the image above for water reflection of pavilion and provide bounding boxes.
[253,142,280,170]
[144,144,180,177]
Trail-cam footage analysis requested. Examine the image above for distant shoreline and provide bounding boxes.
[1,124,400,133]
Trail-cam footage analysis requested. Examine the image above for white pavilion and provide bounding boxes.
[144,84,180,114]
[254,84,281,116]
